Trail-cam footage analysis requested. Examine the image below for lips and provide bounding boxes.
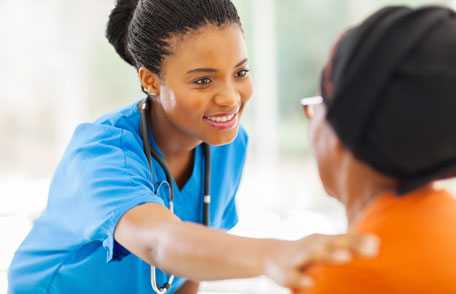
[203,110,239,130]
[205,112,237,123]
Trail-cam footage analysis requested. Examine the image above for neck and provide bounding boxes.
[148,100,202,160]
[344,181,394,225]
[339,162,397,225]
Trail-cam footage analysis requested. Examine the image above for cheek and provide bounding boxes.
[310,121,338,194]
[310,123,327,170]
[240,78,254,104]
[159,86,177,111]
[161,86,208,119]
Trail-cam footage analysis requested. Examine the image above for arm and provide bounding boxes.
[174,280,199,294]
[115,203,279,280]
[115,203,378,289]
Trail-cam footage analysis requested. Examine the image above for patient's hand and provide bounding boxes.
[263,233,379,290]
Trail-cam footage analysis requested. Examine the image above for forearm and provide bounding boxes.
[146,221,284,281]
[175,280,199,294]
[116,203,379,289]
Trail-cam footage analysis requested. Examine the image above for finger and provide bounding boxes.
[265,259,314,290]
[293,234,344,269]
[329,233,379,258]
[283,270,314,290]
[311,246,353,265]
[357,234,380,257]
[297,233,379,267]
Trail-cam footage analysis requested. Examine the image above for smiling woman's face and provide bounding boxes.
[147,24,253,146]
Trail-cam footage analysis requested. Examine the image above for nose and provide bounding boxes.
[213,83,241,108]
[301,96,323,120]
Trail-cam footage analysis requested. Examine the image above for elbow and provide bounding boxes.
[143,222,181,270]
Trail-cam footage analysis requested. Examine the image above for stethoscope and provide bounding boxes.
[139,97,211,294]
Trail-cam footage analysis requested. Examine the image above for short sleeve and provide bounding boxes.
[49,123,164,263]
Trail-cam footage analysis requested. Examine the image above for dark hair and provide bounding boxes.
[106,0,241,74]
[321,6,456,193]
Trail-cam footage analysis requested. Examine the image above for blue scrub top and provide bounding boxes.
[8,100,248,294]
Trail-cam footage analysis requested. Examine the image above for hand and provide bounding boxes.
[263,233,379,289]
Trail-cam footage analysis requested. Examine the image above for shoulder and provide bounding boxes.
[61,101,147,175]
[355,190,456,250]
[70,100,143,151]
[68,122,141,160]
[305,190,456,294]
[295,264,395,294]
[94,100,142,131]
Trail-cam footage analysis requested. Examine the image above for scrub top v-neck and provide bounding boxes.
[8,99,248,294]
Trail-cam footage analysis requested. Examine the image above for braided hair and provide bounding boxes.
[106,0,241,75]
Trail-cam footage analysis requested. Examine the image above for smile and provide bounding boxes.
[203,112,239,130]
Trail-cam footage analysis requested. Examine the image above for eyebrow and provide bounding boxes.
[186,58,248,74]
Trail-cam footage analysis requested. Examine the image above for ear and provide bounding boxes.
[138,67,161,96]
[333,131,345,156]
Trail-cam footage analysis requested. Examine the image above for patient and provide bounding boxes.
[296,5,456,294]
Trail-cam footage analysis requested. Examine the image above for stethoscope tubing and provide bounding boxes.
[139,97,211,293]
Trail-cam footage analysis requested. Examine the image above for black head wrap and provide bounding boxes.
[321,6,456,194]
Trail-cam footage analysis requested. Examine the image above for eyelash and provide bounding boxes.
[193,77,212,87]
[235,69,250,79]
[192,69,250,88]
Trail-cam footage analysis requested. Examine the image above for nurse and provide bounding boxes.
[8,0,378,293]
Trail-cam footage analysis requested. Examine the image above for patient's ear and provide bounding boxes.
[324,120,345,157]
[333,133,345,156]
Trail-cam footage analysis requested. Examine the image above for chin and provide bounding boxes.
[322,183,337,199]
[205,127,239,146]
[317,166,339,198]
[322,179,346,204]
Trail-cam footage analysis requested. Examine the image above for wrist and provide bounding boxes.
[258,239,290,276]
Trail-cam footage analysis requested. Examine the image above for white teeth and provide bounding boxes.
[206,113,236,123]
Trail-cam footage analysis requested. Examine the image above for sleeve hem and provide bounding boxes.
[101,193,165,263]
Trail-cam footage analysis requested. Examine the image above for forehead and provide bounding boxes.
[163,24,247,70]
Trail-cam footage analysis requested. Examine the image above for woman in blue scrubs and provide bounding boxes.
[8,0,378,293]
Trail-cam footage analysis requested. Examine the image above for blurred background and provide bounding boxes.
[2,0,456,293]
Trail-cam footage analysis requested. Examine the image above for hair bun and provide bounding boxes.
[106,0,139,67]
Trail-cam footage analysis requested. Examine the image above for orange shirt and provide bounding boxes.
[295,187,456,294]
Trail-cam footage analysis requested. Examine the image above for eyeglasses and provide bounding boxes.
[300,96,323,119]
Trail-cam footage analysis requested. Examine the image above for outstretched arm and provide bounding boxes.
[175,280,199,294]
[115,203,378,290]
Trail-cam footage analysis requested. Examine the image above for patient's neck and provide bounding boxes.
[345,183,393,225]
[341,163,397,226]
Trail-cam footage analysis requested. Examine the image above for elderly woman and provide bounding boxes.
[297,5,456,294]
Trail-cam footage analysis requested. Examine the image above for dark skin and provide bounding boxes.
[114,24,379,292]
[140,23,253,291]
[303,104,398,224]
[175,280,199,294]
[141,24,252,189]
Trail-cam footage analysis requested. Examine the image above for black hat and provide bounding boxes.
[321,6,456,193]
